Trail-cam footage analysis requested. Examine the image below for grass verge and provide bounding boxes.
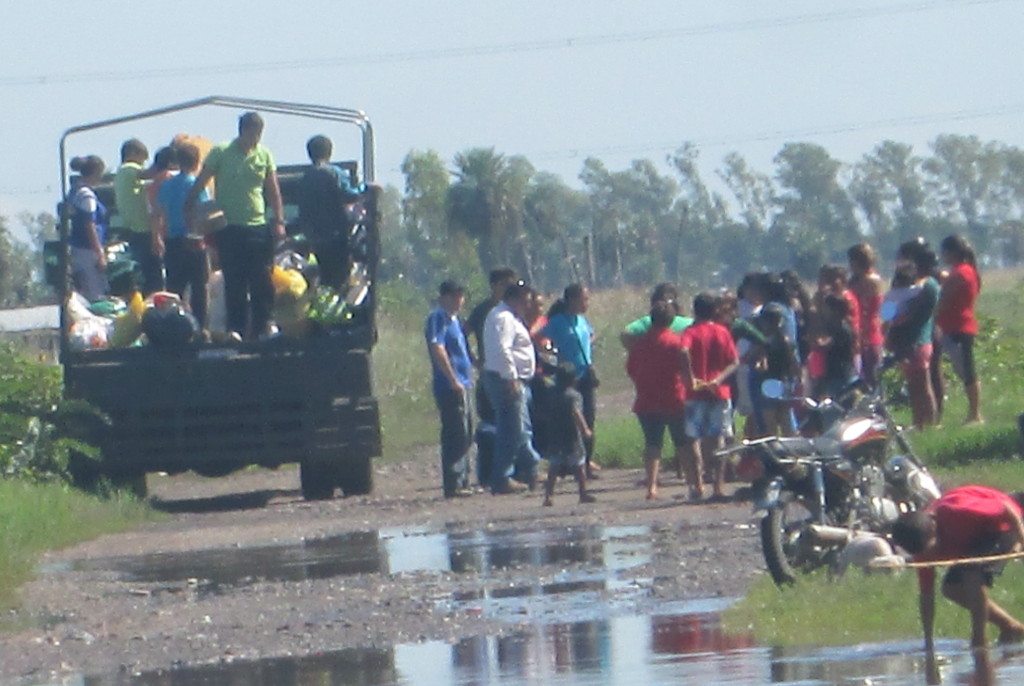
[723,565,1024,647]
[0,481,151,611]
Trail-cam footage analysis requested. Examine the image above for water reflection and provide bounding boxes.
[42,523,1024,685]
[64,525,651,591]
[42,606,1024,685]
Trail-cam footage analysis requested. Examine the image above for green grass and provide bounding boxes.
[594,415,646,468]
[723,566,1024,647]
[0,480,152,611]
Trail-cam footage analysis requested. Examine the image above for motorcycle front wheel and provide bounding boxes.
[760,496,832,585]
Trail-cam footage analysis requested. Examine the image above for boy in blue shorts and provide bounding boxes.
[681,293,739,501]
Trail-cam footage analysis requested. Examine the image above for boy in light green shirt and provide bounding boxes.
[113,138,164,294]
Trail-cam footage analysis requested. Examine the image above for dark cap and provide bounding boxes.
[439,280,465,296]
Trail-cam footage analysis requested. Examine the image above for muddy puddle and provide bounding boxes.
[49,524,654,599]
[35,523,1024,684]
[47,607,1024,685]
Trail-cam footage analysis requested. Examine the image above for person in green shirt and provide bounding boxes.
[185,111,285,339]
[113,138,165,295]
[620,282,693,351]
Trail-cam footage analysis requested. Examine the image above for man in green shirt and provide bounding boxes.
[620,282,693,350]
[113,138,165,295]
[185,112,285,339]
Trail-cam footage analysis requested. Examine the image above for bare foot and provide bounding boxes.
[646,491,658,501]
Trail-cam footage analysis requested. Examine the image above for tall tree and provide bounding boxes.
[580,158,677,287]
[669,144,728,286]
[924,134,1007,252]
[394,150,452,287]
[523,172,590,290]
[771,142,860,275]
[447,148,534,275]
[718,152,774,233]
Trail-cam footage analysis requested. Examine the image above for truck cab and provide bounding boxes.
[51,97,382,500]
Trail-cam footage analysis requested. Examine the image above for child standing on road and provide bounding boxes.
[543,363,596,506]
[680,292,740,501]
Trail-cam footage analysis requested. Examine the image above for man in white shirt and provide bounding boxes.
[482,282,540,494]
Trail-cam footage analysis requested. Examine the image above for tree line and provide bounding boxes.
[380,134,1024,297]
[2,132,1024,309]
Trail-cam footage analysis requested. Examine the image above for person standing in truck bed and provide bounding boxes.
[113,138,165,295]
[298,135,362,289]
[185,111,285,339]
[156,143,210,329]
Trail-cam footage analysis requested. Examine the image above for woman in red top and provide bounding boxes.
[626,301,687,500]
[937,234,983,423]
[848,243,885,387]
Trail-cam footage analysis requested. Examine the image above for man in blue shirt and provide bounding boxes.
[542,283,599,477]
[425,280,475,498]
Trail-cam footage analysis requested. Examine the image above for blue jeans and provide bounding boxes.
[482,372,540,491]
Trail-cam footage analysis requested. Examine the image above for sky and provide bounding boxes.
[2,0,1023,242]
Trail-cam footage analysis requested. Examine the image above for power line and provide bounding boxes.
[3,101,1022,198]
[523,102,1024,162]
[0,0,1012,86]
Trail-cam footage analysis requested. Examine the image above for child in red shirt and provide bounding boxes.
[892,485,1024,654]
[680,292,739,501]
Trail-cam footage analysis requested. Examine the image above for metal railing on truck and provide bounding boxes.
[57,96,378,362]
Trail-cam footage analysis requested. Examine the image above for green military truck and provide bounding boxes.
[51,97,382,501]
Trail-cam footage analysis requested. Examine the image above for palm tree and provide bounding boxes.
[447,148,533,273]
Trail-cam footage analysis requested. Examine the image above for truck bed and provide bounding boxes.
[64,338,380,476]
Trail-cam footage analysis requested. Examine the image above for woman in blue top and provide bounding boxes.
[67,155,109,301]
[891,239,940,430]
[542,283,599,477]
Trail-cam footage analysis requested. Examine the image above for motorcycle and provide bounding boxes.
[719,362,941,585]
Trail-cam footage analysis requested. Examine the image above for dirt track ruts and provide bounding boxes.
[0,454,764,684]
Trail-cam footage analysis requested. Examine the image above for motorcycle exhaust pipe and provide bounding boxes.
[806,524,852,545]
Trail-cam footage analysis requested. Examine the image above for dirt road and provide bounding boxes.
[0,457,764,684]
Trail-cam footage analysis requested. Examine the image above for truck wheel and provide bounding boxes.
[300,460,336,500]
[337,452,373,496]
[109,472,148,500]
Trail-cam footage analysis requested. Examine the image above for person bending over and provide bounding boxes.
[891,485,1024,654]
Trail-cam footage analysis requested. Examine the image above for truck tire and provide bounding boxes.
[109,471,148,500]
[337,452,373,496]
[300,459,336,501]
